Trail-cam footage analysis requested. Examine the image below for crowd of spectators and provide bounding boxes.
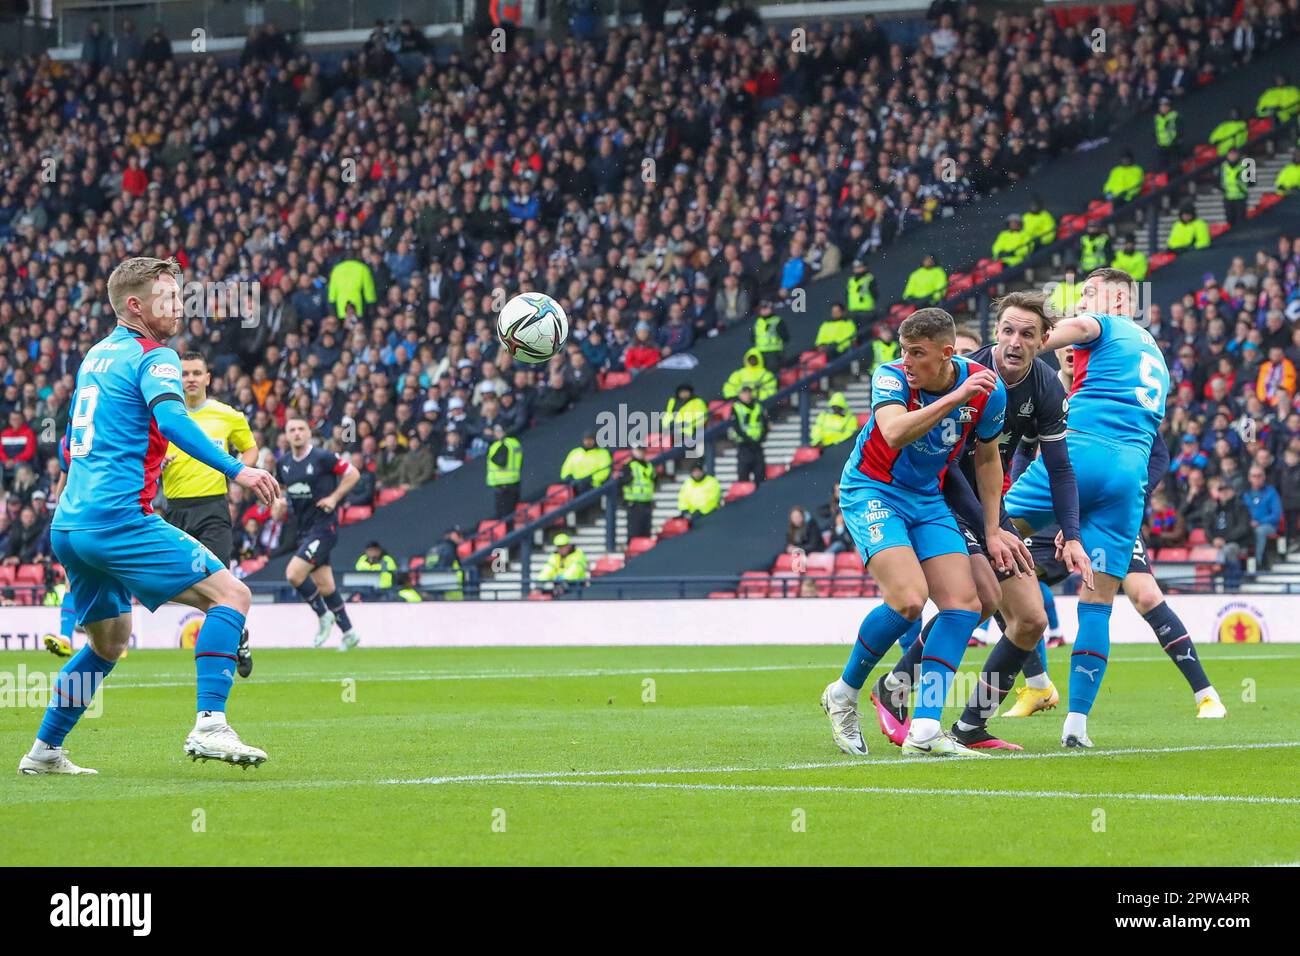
[0,2,1295,576]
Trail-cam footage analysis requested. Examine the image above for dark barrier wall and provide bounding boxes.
[254,36,1300,578]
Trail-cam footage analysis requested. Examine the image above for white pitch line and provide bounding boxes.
[382,740,1300,786]
[492,779,1300,806]
[81,652,1300,690]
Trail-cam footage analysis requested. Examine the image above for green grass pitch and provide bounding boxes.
[1,643,1297,866]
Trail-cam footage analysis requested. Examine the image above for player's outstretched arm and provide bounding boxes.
[1042,314,1103,353]
[317,462,360,513]
[233,467,281,507]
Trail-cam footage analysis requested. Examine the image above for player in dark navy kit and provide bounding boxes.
[871,291,1093,750]
[278,418,362,649]
[1004,346,1226,720]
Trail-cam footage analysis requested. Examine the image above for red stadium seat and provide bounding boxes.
[612,448,633,468]
[1084,201,1113,221]
[626,536,658,558]
[600,371,631,391]
[708,400,732,423]
[1189,546,1220,563]
[770,571,802,597]
[804,553,834,575]
[1193,143,1218,165]
[765,463,788,481]
[341,505,372,525]
[1157,547,1189,563]
[856,412,870,427]
[16,564,45,585]
[1209,222,1231,239]
[515,502,545,526]
[779,367,802,389]
[239,557,267,574]
[831,581,863,599]
[0,565,16,587]
[772,553,796,573]
[708,591,737,599]
[1147,252,1177,273]
[725,481,756,503]
[790,447,821,467]
[528,590,553,601]
[456,540,475,560]
[1186,528,1208,546]
[1057,214,1085,239]
[737,571,770,598]
[645,433,672,453]
[802,351,828,372]
[659,517,691,539]
[375,487,406,507]
[1251,192,1284,217]
[834,551,862,571]
[591,554,626,577]
[1248,117,1273,138]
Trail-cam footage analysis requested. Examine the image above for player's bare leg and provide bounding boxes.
[1063,570,1123,748]
[901,552,988,757]
[172,570,267,766]
[19,613,130,775]
[288,555,336,646]
[313,565,359,651]
[1123,572,1225,718]
[823,546,927,756]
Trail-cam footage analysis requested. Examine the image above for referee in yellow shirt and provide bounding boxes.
[162,351,259,677]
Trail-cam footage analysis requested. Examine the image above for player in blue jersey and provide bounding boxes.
[18,257,280,776]
[820,308,1031,758]
[1003,268,1171,747]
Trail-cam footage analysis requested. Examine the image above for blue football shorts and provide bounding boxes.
[840,478,968,565]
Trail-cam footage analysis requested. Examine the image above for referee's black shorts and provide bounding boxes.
[164,494,235,567]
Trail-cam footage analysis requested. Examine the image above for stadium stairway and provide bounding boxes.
[482,370,874,596]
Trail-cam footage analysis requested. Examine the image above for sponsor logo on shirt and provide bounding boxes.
[149,363,181,379]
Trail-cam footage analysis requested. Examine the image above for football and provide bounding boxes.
[496,292,569,364]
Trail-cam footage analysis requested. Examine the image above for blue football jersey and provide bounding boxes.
[1067,312,1169,450]
[842,355,1007,496]
[53,326,186,530]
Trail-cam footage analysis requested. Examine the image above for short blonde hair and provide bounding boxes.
[107,256,182,320]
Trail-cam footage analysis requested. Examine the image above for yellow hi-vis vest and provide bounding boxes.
[901,266,947,303]
[753,314,783,353]
[992,228,1033,266]
[1111,249,1149,282]
[729,401,766,443]
[1209,119,1248,155]
[1155,110,1180,147]
[539,548,589,582]
[814,317,857,354]
[846,273,875,311]
[1221,159,1249,201]
[486,436,522,487]
[811,402,857,447]
[1023,209,1057,247]
[1079,233,1111,271]
[677,475,722,515]
[664,395,708,431]
[355,553,398,590]
[560,446,612,485]
[624,459,656,503]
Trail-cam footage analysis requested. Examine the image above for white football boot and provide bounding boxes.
[184,719,268,767]
[18,746,97,775]
[901,726,988,757]
[312,610,337,647]
[821,682,869,756]
[339,629,360,651]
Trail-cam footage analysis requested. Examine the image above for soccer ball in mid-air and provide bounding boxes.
[496,292,569,364]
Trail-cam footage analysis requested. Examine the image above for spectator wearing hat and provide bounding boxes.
[355,540,400,594]
[538,533,588,594]
[1167,205,1211,252]
[811,392,857,447]
[1154,96,1184,170]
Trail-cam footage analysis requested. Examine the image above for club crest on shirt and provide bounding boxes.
[1018,400,1034,417]
[957,406,976,423]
